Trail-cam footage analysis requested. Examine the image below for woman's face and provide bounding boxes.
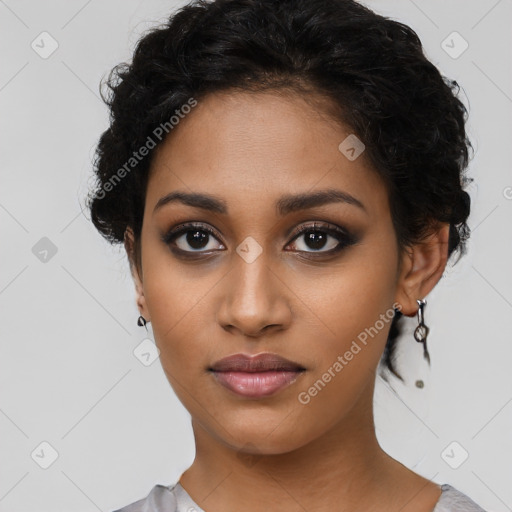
[132,90,410,454]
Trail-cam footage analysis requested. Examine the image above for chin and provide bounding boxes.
[216,420,315,456]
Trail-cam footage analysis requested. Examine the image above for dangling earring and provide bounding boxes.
[413,299,430,365]
[137,315,148,331]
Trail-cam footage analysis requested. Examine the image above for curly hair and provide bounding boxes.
[87,0,473,383]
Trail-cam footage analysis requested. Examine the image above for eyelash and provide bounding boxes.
[161,221,358,259]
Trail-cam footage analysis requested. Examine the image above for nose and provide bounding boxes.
[216,254,292,339]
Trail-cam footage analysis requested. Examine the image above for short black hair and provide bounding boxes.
[87,0,473,382]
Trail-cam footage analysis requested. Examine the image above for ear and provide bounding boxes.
[124,227,150,321]
[394,223,450,317]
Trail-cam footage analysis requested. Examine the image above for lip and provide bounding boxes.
[209,352,306,372]
[209,353,306,398]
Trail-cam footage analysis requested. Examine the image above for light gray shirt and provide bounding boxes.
[112,482,487,511]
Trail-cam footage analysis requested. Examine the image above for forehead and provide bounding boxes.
[146,90,388,219]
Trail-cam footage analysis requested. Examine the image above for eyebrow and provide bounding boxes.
[153,188,367,216]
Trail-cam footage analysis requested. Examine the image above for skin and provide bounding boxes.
[124,90,450,512]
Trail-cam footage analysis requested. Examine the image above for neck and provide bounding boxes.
[178,376,441,512]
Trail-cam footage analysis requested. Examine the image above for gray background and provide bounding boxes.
[1,0,511,511]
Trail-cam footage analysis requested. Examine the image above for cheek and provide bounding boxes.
[294,234,398,345]
[140,245,205,354]
[294,234,399,393]
[292,269,398,434]
[141,233,200,317]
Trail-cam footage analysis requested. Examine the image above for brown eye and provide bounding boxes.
[286,222,357,254]
[162,223,225,253]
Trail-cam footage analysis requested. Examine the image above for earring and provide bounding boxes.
[413,299,430,365]
[137,315,148,330]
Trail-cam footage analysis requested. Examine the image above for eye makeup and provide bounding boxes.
[160,219,361,261]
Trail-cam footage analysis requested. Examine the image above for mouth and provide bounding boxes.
[209,352,306,372]
[208,352,306,398]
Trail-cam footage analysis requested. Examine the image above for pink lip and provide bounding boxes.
[209,352,306,398]
[211,370,304,398]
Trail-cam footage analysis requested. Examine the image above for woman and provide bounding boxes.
[88,0,486,510]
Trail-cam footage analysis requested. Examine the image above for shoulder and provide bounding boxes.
[111,484,177,512]
[433,484,487,512]
[110,481,489,512]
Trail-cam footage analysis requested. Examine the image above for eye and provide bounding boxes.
[286,222,356,254]
[162,220,357,258]
[162,222,225,254]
